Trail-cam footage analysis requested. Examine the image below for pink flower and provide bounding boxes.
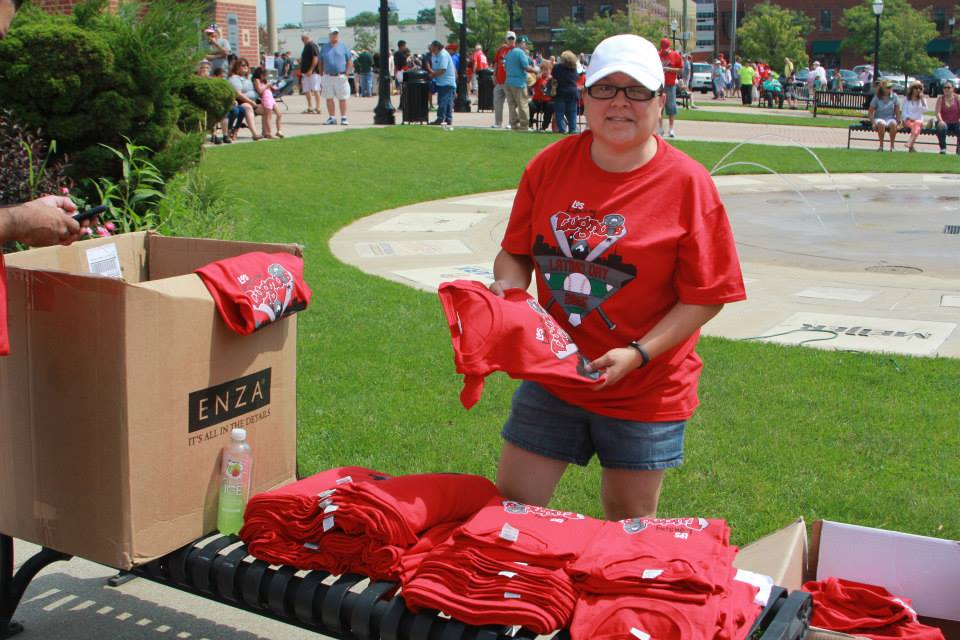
[82,227,93,235]
[96,226,111,237]
[60,187,70,195]
[104,222,116,232]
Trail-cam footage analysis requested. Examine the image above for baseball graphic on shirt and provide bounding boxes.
[564,272,591,295]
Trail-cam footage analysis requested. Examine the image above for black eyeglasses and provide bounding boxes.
[586,84,657,102]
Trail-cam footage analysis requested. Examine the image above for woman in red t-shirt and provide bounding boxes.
[529,60,555,131]
[489,35,745,520]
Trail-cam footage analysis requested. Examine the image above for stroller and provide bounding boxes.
[272,76,296,111]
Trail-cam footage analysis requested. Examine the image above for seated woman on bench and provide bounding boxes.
[868,82,901,152]
[901,82,927,153]
[934,81,960,155]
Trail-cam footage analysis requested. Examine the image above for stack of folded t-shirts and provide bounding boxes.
[240,468,500,581]
[802,577,945,640]
[566,517,765,640]
[403,498,605,634]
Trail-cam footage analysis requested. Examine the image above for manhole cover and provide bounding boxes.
[945,225,960,234]
[765,198,803,205]
[865,265,924,274]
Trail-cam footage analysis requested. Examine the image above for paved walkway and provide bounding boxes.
[225,93,954,153]
[331,172,960,359]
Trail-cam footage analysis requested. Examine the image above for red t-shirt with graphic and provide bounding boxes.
[0,255,8,356]
[500,132,745,421]
[660,47,683,87]
[438,280,604,409]
[196,252,311,336]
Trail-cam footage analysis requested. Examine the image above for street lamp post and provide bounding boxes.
[871,0,884,89]
[454,1,470,112]
[373,0,396,125]
[670,19,678,48]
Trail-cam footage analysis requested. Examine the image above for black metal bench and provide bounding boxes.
[814,90,871,117]
[1,531,811,640]
[847,121,960,150]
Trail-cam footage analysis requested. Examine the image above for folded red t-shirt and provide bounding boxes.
[196,252,311,335]
[803,577,945,640]
[438,280,604,409]
[0,255,8,356]
[567,517,735,596]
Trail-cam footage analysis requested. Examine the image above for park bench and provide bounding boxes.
[846,120,960,151]
[1,530,812,640]
[813,90,871,117]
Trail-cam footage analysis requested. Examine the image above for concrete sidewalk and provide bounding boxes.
[224,93,955,153]
[331,172,960,359]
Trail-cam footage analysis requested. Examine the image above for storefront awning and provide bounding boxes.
[811,40,842,54]
[927,38,952,54]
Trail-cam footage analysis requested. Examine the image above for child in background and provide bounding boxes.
[252,66,283,139]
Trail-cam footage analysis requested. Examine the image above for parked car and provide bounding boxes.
[689,62,712,93]
[826,69,866,92]
[918,67,958,97]
[877,70,918,94]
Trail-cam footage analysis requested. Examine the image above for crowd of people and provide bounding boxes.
[194,23,960,154]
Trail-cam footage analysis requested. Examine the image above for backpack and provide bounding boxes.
[545,78,558,98]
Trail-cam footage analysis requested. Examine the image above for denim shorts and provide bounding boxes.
[501,381,685,471]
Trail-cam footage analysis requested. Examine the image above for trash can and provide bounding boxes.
[477,68,494,112]
[402,69,430,124]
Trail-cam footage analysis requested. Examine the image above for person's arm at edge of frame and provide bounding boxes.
[0,196,83,246]
[585,302,724,389]
[489,249,533,297]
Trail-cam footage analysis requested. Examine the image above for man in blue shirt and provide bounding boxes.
[428,40,457,129]
[504,35,536,130]
[319,27,353,125]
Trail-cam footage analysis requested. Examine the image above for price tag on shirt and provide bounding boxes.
[499,523,520,543]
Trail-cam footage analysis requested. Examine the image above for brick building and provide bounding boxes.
[713,0,957,69]
[517,0,697,54]
[33,0,261,62]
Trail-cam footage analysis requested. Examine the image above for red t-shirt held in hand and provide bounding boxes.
[438,280,604,409]
[196,252,311,335]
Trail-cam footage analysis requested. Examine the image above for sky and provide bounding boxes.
[256,1,433,26]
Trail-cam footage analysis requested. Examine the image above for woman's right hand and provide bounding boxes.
[489,280,521,298]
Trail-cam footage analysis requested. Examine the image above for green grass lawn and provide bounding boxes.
[677,108,857,129]
[202,128,960,546]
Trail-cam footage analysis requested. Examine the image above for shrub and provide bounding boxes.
[0,0,209,183]
[156,168,236,240]
[0,110,73,205]
[180,75,236,129]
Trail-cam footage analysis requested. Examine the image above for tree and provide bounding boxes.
[735,2,810,71]
[417,8,436,24]
[555,11,664,56]
[355,27,377,52]
[841,0,939,80]
[347,10,397,27]
[281,22,301,29]
[440,0,508,60]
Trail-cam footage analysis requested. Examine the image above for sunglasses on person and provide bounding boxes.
[586,84,657,102]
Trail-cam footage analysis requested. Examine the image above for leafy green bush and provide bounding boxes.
[156,168,236,240]
[180,75,236,128]
[0,0,209,183]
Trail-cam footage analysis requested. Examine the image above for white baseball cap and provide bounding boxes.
[585,34,664,91]
[506,31,516,40]
[330,26,340,34]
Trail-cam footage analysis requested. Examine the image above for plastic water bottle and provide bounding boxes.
[217,427,253,535]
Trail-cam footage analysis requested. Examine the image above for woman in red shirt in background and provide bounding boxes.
[529,60,555,131]
[489,35,745,520]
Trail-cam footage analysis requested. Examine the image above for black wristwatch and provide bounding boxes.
[627,341,651,368]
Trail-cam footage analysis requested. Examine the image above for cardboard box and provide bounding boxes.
[736,518,960,640]
[0,232,299,569]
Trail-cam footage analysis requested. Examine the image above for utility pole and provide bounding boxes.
[266,0,277,54]
[730,0,737,61]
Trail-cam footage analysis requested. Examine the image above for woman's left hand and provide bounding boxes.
[584,347,645,389]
